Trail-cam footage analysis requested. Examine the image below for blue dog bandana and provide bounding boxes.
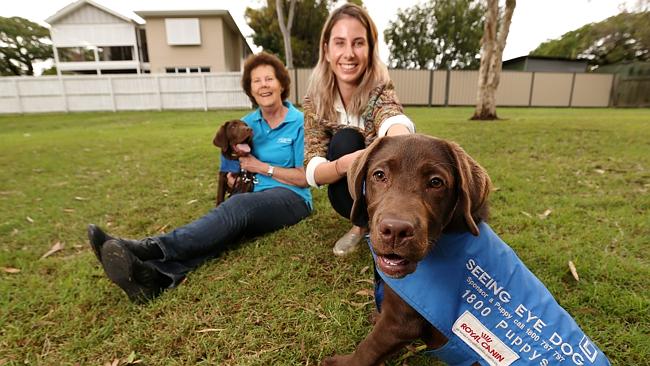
[370,222,610,366]
[219,154,241,173]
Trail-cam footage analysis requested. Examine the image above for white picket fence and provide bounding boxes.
[0,73,251,114]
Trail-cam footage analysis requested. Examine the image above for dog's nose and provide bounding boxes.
[378,218,414,247]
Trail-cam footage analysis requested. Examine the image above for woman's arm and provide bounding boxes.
[312,150,364,185]
[312,122,409,185]
[238,155,308,188]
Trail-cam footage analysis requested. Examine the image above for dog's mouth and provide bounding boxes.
[376,253,416,278]
[232,142,251,155]
[231,135,252,156]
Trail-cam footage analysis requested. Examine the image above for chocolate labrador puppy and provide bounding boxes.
[213,119,255,206]
[323,134,490,366]
[323,134,612,366]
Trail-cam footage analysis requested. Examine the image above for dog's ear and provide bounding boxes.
[347,137,388,227]
[446,141,492,236]
[213,121,231,150]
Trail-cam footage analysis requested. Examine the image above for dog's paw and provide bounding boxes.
[321,354,353,366]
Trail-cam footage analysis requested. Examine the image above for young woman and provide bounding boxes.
[87,52,312,303]
[303,4,414,256]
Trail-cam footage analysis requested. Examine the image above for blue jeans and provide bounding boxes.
[148,187,311,286]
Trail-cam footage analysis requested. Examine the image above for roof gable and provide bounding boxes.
[46,0,137,25]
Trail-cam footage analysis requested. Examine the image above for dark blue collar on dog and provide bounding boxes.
[369,222,610,366]
[220,154,241,173]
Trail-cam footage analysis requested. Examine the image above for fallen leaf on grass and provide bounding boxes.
[520,211,532,218]
[74,196,86,201]
[342,299,374,308]
[63,208,75,213]
[110,359,119,366]
[593,169,605,174]
[41,242,64,259]
[360,265,370,274]
[157,223,170,233]
[355,279,374,285]
[538,209,552,220]
[568,261,580,282]
[125,351,141,364]
[196,328,225,333]
[26,216,34,223]
[187,199,198,205]
[1,267,20,274]
[355,289,374,298]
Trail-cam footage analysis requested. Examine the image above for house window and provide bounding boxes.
[138,28,149,62]
[97,46,134,61]
[165,66,211,74]
[57,47,95,62]
[165,18,201,45]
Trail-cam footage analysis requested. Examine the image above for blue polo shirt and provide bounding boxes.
[241,101,312,209]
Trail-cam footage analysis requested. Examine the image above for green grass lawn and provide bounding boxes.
[0,107,648,365]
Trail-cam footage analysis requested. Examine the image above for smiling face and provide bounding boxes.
[250,64,283,109]
[325,16,370,90]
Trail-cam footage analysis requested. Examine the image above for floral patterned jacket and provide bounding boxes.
[303,82,406,164]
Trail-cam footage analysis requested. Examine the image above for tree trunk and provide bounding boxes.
[472,0,516,120]
[276,0,296,69]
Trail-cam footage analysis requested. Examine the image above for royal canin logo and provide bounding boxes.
[460,323,506,363]
[482,333,493,343]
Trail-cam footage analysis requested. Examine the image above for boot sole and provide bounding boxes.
[100,240,150,303]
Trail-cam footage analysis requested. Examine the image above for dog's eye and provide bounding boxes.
[372,170,386,181]
[428,177,444,188]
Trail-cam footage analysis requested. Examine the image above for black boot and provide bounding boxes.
[87,224,163,262]
[100,240,171,304]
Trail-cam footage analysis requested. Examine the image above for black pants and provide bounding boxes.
[326,128,366,220]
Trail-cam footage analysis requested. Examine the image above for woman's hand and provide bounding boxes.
[240,155,309,188]
[239,155,267,175]
[314,149,365,186]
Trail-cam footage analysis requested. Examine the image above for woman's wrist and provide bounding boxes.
[334,159,345,177]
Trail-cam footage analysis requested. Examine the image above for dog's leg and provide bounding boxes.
[322,286,431,366]
[216,172,227,206]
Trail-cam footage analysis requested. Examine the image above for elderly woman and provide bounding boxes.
[87,52,312,303]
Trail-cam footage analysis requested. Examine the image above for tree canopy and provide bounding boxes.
[245,0,333,68]
[384,0,485,70]
[530,11,650,68]
[0,16,52,76]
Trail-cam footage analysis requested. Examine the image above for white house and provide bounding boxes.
[46,0,148,75]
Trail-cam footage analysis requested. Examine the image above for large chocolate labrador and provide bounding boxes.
[213,119,255,206]
[323,134,491,365]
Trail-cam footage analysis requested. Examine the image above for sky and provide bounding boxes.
[1,0,642,73]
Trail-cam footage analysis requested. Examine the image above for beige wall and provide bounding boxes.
[531,73,574,107]
[496,72,533,106]
[571,74,614,107]
[448,71,479,105]
[222,25,242,71]
[145,15,244,73]
[288,69,614,108]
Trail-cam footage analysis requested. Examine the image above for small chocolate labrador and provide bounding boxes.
[213,119,255,206]
[323,134,491,366]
